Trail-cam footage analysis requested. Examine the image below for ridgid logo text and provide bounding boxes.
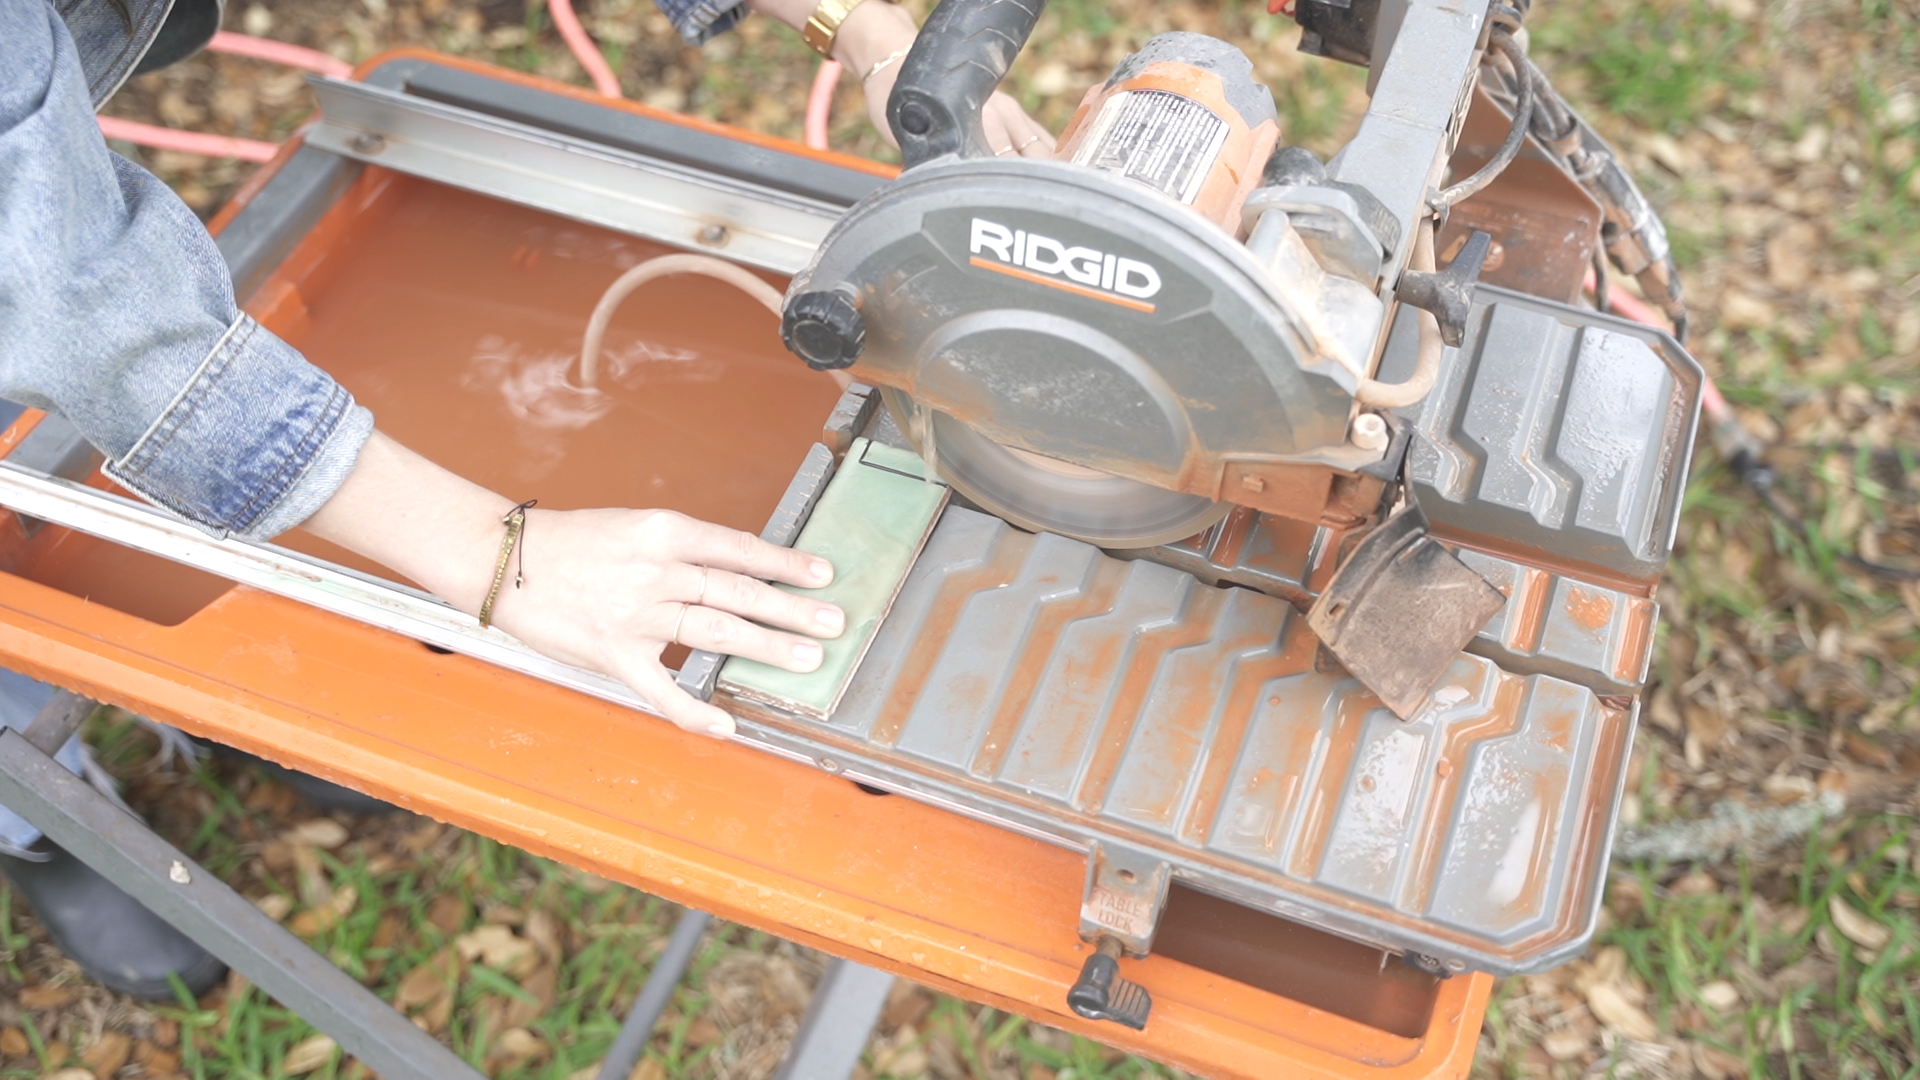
[967,218,1162,313]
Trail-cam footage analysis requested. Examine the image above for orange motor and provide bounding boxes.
[1052,34,1281,236]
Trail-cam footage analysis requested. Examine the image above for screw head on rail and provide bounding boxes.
[350,132,386,155]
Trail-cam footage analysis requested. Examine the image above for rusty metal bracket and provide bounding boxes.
[1078,841,1171,956]
[1306,505,1505,719]
[1071,843,1166,1030]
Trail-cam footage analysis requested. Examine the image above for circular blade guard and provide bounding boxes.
[882,389,1230,549]
[787,159,1358,551]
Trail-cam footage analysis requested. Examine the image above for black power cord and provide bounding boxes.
[1430,30,1535,212]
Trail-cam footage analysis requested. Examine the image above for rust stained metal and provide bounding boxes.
[1136,508,1319,608]
[1068,593,1225,815]
[1562,585,1615,631]
[1404,286,1703,589]
[1441,86,1603,305]
[972,557,1130,779]
[1278,687,1375,882]
[1397,677,1527,916]
[1307,508,1507,719]
[1179,625,1320,848]
[1455,545,1661,696]
[719,505,1636,974]
[1102,588,1282,833]
[864,544,1025,748]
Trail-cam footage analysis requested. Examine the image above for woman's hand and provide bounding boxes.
[303,432,844,739]
[483,508,843,737]
[860,61,1057,159]
[979,89,1058,160]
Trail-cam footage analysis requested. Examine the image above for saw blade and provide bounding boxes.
[881,389,1229,549]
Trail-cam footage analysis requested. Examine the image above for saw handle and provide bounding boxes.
[887,0,1046,168]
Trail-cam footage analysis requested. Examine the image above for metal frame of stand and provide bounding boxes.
[0,693,892,1080]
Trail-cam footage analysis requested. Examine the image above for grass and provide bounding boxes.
[1526,0,1761,134]
[1631,816,1920,1075]
[1477,815,1920,1076]
[1474,0,1920,1074]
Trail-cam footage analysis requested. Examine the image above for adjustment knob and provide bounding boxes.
[1066,937,1151,1030]
[781,288,866,371]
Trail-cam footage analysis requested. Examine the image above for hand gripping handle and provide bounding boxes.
[886,0,1047,168]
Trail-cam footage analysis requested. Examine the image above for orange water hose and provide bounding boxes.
[207,31,352,77]
[804,60,842,150]
[94,31,350,161]
[547,0,624,98]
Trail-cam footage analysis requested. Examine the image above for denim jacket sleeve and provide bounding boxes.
[654,0,752,45]
[1,1,371,540]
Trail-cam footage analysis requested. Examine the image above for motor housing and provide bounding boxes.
[1053,33,1280,234]
[784,32,1387,546]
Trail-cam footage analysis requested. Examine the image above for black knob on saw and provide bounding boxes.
[1395,228,1493,348]
[781,288,865,370]
[1066,937,1152,1030]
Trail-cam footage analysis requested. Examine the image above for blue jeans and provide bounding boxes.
[3,1,371,542]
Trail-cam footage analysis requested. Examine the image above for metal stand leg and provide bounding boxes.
[0,729,486,1080]
[595,908,713,1080]
[3,698,893,1080]
[592,917,893,1080]
[771,960,896,1080]
[20,689,91,755]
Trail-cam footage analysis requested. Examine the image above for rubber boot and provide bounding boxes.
[0,840,226,1000]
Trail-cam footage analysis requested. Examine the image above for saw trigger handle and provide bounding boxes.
[1067,937,1152,1030]
[782,287,866,370]
[888,0,1047,168]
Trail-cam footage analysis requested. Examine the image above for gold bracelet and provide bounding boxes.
[863,45,911,83]
[479,499,537,628]
[802,0,866,59]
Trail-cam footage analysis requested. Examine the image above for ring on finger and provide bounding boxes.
[694,565,710,607]
[1019,134,1042,149]
[670,602,690,646]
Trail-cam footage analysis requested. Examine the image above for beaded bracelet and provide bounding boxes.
[479,499,537,628]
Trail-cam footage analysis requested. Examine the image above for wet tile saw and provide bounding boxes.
[0,0,1702,1051]
[717,0,1703,1030]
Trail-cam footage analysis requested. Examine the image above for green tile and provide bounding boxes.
[719,439,947,720]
